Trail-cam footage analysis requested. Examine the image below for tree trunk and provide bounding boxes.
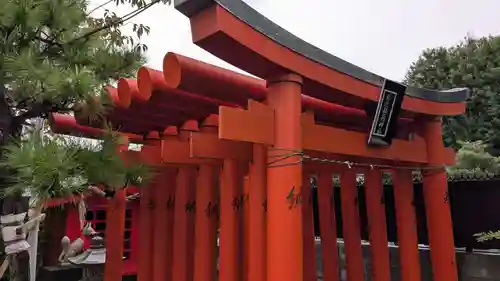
[0,85,33,281]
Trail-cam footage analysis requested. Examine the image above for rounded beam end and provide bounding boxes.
[117,78,133,108]
[163,52,182,88]
[137,67,155,101]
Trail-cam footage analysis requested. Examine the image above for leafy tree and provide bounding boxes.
[0,0,169,280]
[447,141,500,176]
[405,36,500,153]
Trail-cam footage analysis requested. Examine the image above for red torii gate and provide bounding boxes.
[49,2,469,280]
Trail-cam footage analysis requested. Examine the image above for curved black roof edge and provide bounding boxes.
[175,0,470,103]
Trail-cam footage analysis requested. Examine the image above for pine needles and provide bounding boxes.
[0,129,150,206]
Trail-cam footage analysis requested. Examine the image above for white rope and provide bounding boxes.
[268,148,446,171]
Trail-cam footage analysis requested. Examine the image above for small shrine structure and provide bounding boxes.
[47,1,470,281]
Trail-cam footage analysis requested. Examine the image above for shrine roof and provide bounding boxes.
[174,0,469,116]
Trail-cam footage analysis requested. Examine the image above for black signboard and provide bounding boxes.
[367,79,406,147]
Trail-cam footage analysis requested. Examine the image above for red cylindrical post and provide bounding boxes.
[302,170,318,281]
[172,167,196,281]
[219,159,244,281]
[104,139,129,281]
[103,189,126,281]
[266,73,304,281]
[246,145,267,281]
[420,117,458,281]
[152,168,177,281]
[193,164,218,281]
[137,183,153,281]
[364,169,391,281]
[317,169,339,281]
[340,169,364,281]
[393,170,421,281]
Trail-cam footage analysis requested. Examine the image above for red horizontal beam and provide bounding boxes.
[162,52,413,132]
[74,53,419,136]
[49,113,146,142]
[182,3,466,116]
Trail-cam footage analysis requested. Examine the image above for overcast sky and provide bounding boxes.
[90,0,500,81]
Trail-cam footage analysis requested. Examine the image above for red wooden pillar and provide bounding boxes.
[243,175,250,281]
[266,73,303,281]
[104,137,129,281]
[340,169,364,281]
[364,169,390,281]
[246,145,267,281]
[219,158,244,281]
[317,168,339,281]
[137,178,154,281]
[193,164,218,281]
[393,170,421,281]
[152,168,177,281]
[302,170,317,281]
[421,117,458,281]
[172,166,197,281]
[104,189,127,281]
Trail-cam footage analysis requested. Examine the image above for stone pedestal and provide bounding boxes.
[68,235,107,281]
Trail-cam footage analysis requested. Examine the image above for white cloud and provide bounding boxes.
[90,0,500,81]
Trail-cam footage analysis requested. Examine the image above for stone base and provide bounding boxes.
[38,265,137,281]
[315,239,500,281]
[39,241,500,281]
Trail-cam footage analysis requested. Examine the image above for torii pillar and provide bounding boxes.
[421,117,458,281]
[266,73,303,281]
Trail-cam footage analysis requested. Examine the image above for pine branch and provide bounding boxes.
[86,0,114,16]
[29,0,162,49]
[33,35,62,48]
[0,131,151,201]
[65,0,160,46]
[13,101,67,126]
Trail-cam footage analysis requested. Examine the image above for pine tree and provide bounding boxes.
[0,0,169,280]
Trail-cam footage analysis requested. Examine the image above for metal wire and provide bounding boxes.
[267,148,447,171]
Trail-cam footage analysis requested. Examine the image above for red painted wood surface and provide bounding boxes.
[137,185,154,281]
[302,170,318,281]
[317,169,339,281]
[393,171,421,281]
[364,169,391,281]
[421,118,458,281]
[266,74,304,281]
[246,145,267,281]
[104,189,126,281]
[172,167,197,281]
[152,169,177,281]
[186,3,466,116]
[193,165,219,281]
[219,159,244,281]
[340,170,364,281]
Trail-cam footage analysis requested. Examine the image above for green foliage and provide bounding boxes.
[447,141,500,176]
[0,0,171,207]
[0,0,170,125]
[474,230,500,243]
[405,36,500,152]
[0,129,150,205]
